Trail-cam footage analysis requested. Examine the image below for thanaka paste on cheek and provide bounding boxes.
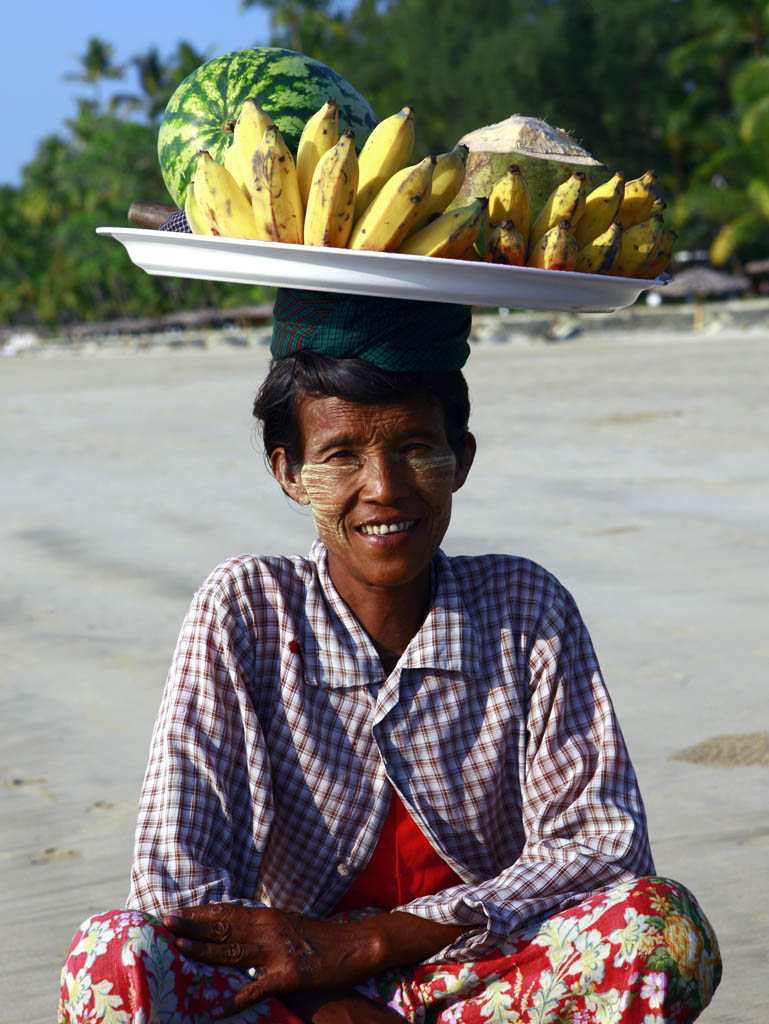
[298,449,458,537]
[298,462,349,536]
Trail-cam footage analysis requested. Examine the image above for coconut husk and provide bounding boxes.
[452,115,607,221]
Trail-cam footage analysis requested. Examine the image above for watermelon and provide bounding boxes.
[158,47,378,207]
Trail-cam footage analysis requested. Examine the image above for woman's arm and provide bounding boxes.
[163,905,468,1020]
[376,572,655,963]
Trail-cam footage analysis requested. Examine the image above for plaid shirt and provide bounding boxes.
[128,540,654,961]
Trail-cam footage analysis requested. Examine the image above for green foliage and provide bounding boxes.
[249,0,769,262]
[3,37,268,327]
[5,1,769,327]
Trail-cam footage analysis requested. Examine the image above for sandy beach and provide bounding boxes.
[1,322,767,1022]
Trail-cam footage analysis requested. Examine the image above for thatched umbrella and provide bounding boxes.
[654,266,750,328]
[656,266,749,298]
[744,258,769,275]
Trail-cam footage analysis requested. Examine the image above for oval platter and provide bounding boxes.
[96,227,663,313]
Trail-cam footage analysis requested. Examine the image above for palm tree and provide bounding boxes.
[64,37,124,111]
[672,55,769,265]
[667,1,769,263]
[241,0,336,54]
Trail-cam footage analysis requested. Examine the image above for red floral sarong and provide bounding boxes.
[59,876,720,1023]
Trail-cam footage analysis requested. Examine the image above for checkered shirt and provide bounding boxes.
[128,539,654,961]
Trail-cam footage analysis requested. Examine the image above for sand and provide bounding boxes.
[1,324,767,1022]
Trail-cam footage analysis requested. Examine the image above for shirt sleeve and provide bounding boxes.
[127,579,272,916]
[398,581,655,961]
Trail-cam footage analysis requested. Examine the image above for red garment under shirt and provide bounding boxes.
[330,790,463,914]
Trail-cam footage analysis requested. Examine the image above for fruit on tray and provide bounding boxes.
[226,99,275,197]
[485,220,527,266]
[349,155,436,251]
[527,219,578,272]
[612,213,665,278]
[158,47,377,207]
[408,145,469,234]
[304,131,359,248]
[450,116,606,220]
[574,171,625,250]
[487,165,531,241]
[617,170,659,229]
[193,151,261,239]
[181,95,674,278]
[296,98,340,207]
[355,105,416,220]
[250,125,305,244]
[528,171,587,253]
[397,198,488,259]
[575,221,623,275]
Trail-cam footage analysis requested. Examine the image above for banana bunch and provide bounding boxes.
[472,161,674,277]
[182,100,481,260]
[182,98,675,278]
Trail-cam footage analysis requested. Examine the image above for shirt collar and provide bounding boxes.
[298,539,481,687]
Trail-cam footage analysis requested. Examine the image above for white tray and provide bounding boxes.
[96,227,662,313]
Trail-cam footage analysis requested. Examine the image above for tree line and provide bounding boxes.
[2,0,768,326]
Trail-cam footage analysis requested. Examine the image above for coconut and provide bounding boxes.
[451,116,607,220]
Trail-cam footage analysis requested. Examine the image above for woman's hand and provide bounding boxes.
[163,903,468,1019]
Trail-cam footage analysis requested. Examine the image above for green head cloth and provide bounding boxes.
[270,288,472,371]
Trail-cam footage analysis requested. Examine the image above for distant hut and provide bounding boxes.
[654,266,750,329]
[744,259,769,295]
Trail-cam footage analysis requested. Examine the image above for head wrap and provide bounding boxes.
[270,288,472,371]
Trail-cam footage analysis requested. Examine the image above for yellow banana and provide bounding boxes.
[354,105,415,220]
[485,219,526,266]
[575,221,622,274]
[224,143,250,198]
[616,169,658,229]
[349,155,436,252]
[459,244,481,261]
[397,197,487,259]
[612,213,664,277]
[193,151,260,239]
[527,218,578,271]
[184,180,214,235]
[528,172,586,254]
[231,98,275,196]
[296,98,339,208]
[408,144,468,233]
[303,130,359,248]
[637,228,678,278]
[249,125,304,244]
[573,171,625,249]
[487,165,531,239]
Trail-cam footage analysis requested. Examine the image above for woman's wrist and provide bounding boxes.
[349,910,469,974]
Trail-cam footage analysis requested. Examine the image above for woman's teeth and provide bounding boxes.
[358,521,415,536]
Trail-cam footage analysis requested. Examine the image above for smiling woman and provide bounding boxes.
[59,289,721,1024]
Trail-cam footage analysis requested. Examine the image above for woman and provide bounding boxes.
[60,289,721,1024]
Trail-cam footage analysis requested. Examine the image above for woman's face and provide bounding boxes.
[271,392,475,600]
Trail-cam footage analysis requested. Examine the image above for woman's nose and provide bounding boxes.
[359,453,410,503]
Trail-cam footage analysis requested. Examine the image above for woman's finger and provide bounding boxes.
[164,914,236,943]
[164,903,250,926]
[209,979,270,1020]
[174,936,256,966]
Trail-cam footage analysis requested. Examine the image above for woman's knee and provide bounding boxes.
[623,876,722,1013]
[59,909,172,1022]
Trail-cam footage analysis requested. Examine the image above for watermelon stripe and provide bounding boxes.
[158,47,377,206]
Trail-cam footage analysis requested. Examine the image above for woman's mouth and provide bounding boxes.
[356,520,417,537]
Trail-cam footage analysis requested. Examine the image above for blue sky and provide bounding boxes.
[1,0,272,186]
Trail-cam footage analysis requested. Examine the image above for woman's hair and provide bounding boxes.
[253,350,471,468]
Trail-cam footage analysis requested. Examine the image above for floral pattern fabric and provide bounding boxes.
[59,876,721,1024]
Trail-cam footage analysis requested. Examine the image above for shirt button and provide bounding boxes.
[336,863,350,876]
